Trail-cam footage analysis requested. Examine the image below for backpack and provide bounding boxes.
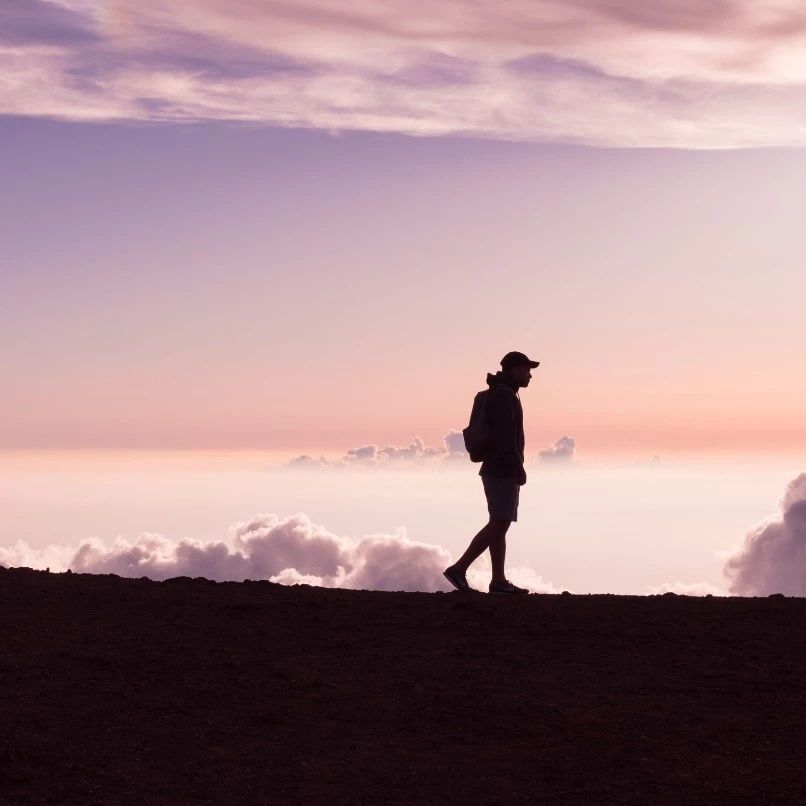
[462,389,495,462]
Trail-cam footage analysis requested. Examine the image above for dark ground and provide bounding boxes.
[2,566,805,804]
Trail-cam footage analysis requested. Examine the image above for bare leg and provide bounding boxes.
[454,519,511,577]
[489,522,508,582]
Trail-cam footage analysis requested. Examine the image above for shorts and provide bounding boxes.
[482,474,520,523]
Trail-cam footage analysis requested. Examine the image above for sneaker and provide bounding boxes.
[443,565,476,592]
[488,579,529,595]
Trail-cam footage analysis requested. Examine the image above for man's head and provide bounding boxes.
[500,351,539,389]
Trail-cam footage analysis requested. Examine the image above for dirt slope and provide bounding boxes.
[1,567,805,804]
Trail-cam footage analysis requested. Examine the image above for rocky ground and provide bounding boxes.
[1,566,805,804]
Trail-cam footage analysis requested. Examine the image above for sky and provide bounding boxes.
[3,1,806,593]
[4,120,806,453]
[3,1,806,454]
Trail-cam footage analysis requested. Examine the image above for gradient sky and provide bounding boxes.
[4,1,806,454]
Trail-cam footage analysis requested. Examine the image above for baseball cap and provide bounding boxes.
[500,351,540,370]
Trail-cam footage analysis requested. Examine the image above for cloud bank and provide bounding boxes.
[288,431,467,469]
[5,1,806,146]
[0,512,557,593]
[724,473,806,596]
[289,431,583,470]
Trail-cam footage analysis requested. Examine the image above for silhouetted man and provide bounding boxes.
[444,351,539,594]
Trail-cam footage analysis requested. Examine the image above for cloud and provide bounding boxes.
[723,473,806,596]
[378,437,445,463]
[0,0,99,47]
[287,431,466,469]
[442,429,471,464]
[0,511,558,593]
[289,430,585,470]
[443,429,467,455]
[0,513,445,590]
[538,436,576,464]
[646,580,726,596]
[0,539,76,572]
[344,444,381,464]
[5,1,806,145]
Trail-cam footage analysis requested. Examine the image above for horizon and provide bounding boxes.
[3,448,804,597]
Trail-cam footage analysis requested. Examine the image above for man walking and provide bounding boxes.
[444,351,539,594]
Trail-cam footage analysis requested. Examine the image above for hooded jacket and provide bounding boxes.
[479,371,527,486]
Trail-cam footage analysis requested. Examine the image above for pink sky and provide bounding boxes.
[3,2,806,454]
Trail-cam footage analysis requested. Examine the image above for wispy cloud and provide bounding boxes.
[0,511,558,593]
[5,1,806,145]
